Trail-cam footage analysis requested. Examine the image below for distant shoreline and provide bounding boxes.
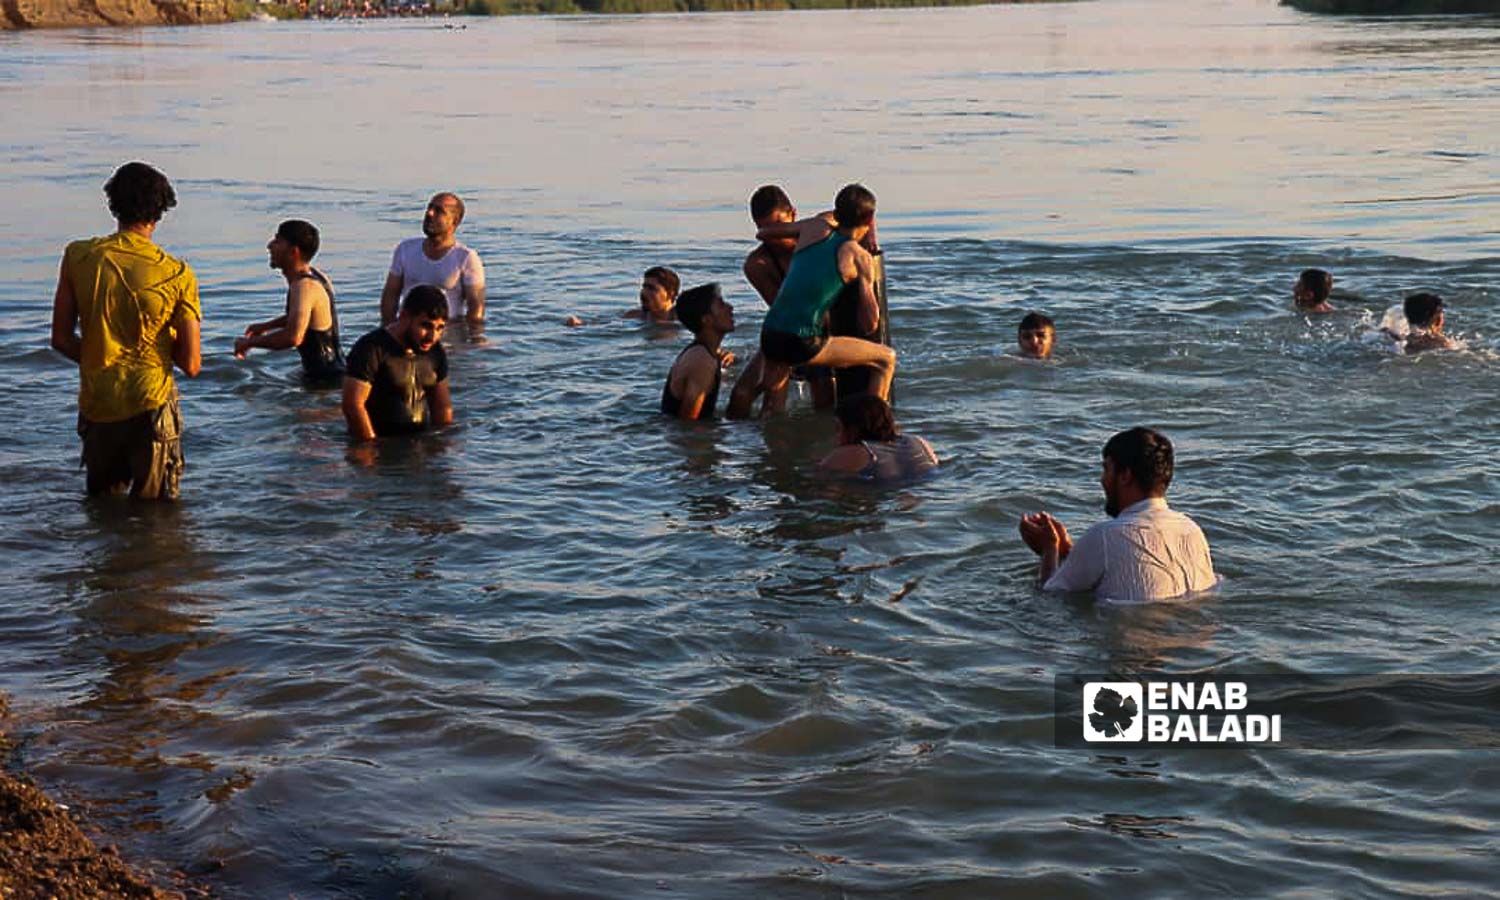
[1281,0,1500,12]
[0,0,1077,32]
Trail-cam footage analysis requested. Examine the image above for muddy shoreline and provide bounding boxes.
[0,695,201,899]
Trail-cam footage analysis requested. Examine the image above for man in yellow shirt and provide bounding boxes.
[49,162,201,500]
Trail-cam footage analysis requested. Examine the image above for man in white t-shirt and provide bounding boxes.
[379,192,486,328]
[1019,427,1217,603]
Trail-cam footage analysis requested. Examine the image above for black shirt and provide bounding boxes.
[345,327,448,435]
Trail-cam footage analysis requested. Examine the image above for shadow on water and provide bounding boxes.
[30,501,233,841]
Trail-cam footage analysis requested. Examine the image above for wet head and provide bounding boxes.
[640,266,681,318]
[1018,312,1055,359]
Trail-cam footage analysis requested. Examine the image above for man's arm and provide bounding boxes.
[844,243,880,336]
[756,214,835,247]
[243,314,288,337]
[379,272,403,326]
[463,284,486,327]
[49,261,82,364]
[462,251,486,326]
[427,380,453,427]
[342,377,377,441]
[235,284,316,357]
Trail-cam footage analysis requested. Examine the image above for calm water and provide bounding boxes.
[2,1,1498,897]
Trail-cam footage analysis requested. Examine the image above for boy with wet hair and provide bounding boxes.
[629,266,681,322]
[1018,311,1055,359]
[1402,292,1456,354]
[661,283,735,421]
[1294,268,1334,313]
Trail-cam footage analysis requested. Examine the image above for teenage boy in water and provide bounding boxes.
[753,183,896,407]
[661,284,735,420]
[1293,268,1334,314]
[626,266,681,323]
[235,219,345,386]
[728,186,852,418]
[342,285,453,441]
[1401,292,1456,354]
[1018,312,1055,359]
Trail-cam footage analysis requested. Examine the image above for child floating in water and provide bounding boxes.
[1399,292,1457,354]
[819,394,938,482]
[1018,312,1055,359]
[1294,268,1335,314]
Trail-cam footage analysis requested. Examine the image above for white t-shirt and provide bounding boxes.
[1044,497,1217,603]
[389,237,485,321]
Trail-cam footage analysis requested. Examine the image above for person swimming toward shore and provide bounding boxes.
[748,183,896,411]
[661,283,735,421]
[1294,268,1335,314]
[819,394,938,482]
[1018,311,1055,360]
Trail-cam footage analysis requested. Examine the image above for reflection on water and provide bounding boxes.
[0,1,1497,897]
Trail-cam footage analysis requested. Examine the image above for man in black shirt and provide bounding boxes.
[342,285,452,441]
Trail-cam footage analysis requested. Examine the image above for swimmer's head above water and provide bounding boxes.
[675,282,735,338]
[835,394,899,445]
[268,219,319,270]
[1018,311,1056,359]
[1294,268,1334,313]
[833,183,876,234]
[640,266,680,318]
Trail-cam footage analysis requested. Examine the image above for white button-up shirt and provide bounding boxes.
[1044,497,1217,602]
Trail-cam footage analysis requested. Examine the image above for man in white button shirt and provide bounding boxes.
[1019,427,1217,603]
[379,192,486,328]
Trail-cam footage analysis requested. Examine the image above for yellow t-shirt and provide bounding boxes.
[64,231,200,423]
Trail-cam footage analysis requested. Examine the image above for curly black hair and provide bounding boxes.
[104,162,176,226]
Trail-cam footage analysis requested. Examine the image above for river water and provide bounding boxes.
[1,1,1497,896]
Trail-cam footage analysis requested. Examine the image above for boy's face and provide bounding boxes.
[1019,326,1055,359]
[710,297,736,333]
[640,276,675,315]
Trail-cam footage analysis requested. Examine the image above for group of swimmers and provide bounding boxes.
[50,162,1462,506]
[1293,267,1457,353]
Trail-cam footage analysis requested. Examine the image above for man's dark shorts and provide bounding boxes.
[761,329,827,367]
[78,392,183,500]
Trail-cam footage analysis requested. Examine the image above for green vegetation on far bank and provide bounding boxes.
[1281,0,1499,13]
[463,0,1069,12]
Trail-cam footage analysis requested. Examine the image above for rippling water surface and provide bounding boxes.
[1,1,1497,897]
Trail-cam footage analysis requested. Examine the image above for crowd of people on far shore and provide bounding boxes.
[48,162,1465,603]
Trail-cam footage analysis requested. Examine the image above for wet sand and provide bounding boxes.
[0,695,197,900]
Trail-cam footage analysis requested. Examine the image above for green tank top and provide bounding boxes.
[762,231,852,339]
